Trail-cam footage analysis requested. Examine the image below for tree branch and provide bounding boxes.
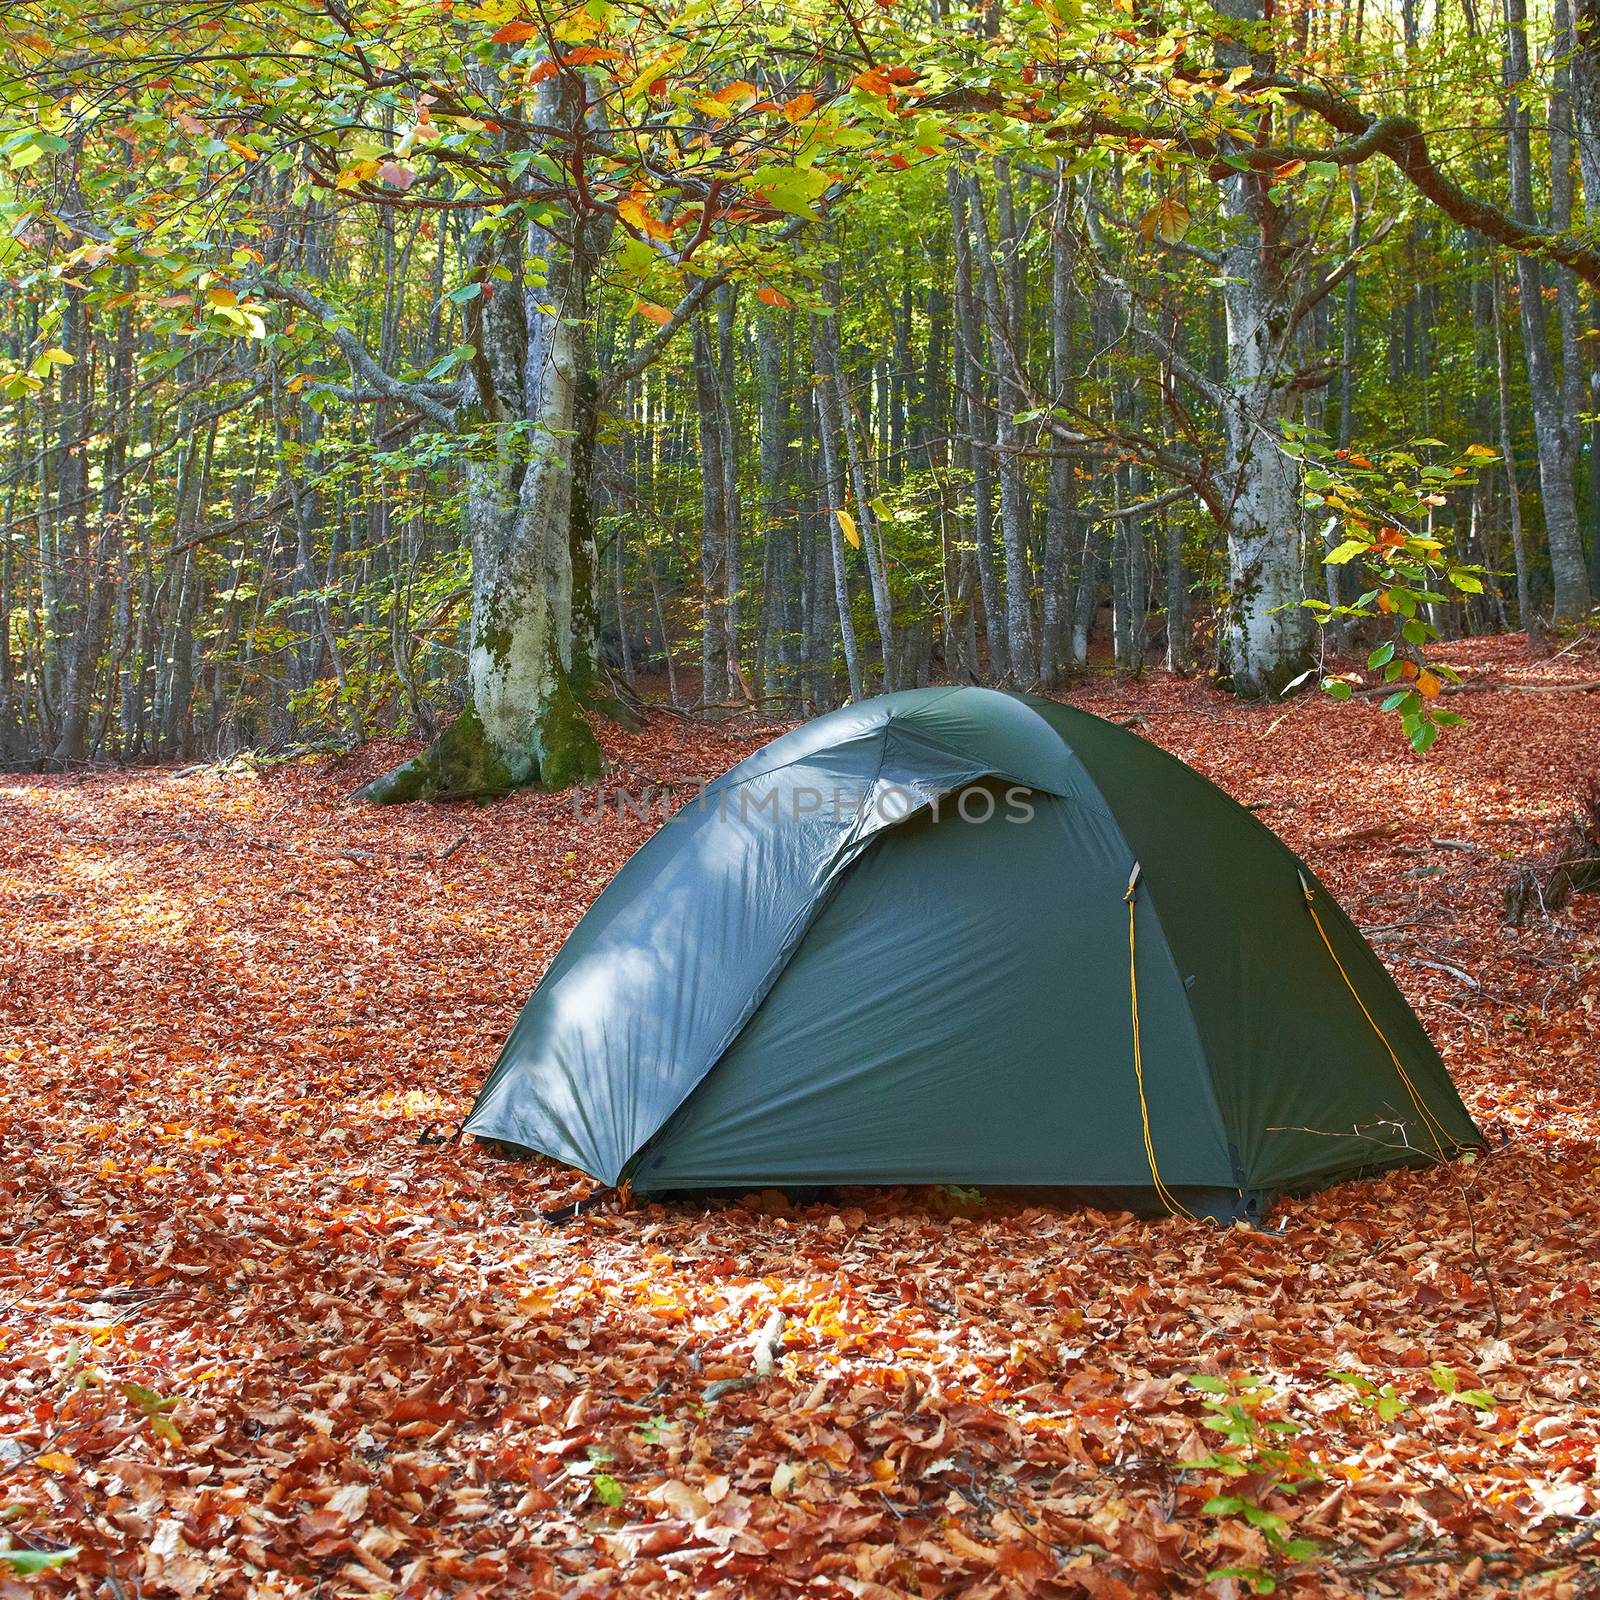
[251,279,458,429]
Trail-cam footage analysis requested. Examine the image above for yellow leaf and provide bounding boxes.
[1464,443,1498,459]
[206,286,238,308]
[617,192,673,240]
[633,300,673,325]
[626,46,681,99]
[1138,196,1190,245]
[781,91,816,124]
[223,137,259,162]
[694,79,758,117]
[1417,671,1441,698]
[835,507,860,548]
[36,1452,75,1472]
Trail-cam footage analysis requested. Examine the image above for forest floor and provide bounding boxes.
[2,633,1599,1600]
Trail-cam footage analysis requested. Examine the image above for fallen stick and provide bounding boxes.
[701,1309,788,1403]
[751,1309,787,1377]
[1389,953,1480,990]
[1326,821,1404,848]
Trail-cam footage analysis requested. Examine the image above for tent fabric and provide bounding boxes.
[463,688,1481,1217]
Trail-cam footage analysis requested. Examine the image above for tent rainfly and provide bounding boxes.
[464,688,1481,1220]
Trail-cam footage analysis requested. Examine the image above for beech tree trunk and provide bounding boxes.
[1214,0,1315,696]
[1040,167,1078,687]
[694,318,731,706]
[1505,0,1592,619]
[359,76,605,802]
[966,170,1037,685]
[812,317,864,700]
[948,166,1009,681]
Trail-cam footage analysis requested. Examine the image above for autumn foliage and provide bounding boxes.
[2,637,1598,1596]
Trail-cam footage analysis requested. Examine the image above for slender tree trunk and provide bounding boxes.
[1040,168,1078,687]
[948,165,1009,682]
[756,314,799,709]
[965,171,1037,685]
[816,287,894,692]
[1506,0,1592,618]
[1491,262,1536,634]
[693,319,731,706]
[812,319,864,700]
[715,285,743,690]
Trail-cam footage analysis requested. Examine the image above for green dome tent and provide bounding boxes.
[464,687,1480,1220]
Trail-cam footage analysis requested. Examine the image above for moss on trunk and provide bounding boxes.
[356,683,601,803]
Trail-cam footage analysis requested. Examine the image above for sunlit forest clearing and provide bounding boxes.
[5,650,1600,1595]
[3,0,1600,1589]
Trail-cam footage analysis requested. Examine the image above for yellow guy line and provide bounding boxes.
[1125,863,1197,1221]
[1298,869,1453,1157]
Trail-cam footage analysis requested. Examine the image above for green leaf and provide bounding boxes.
[1381,691,1411,712]
[1429,1363,1459,1396]
[1325,539,1366,564]
[0,1547,78,1575]
[1211,1565,1277,1594]
[751,162,834,218]
[1367,643,1395,668]
[1203,1496,1246,1515]
[593,1474,624,1508]
[1323,678,1353,701]
[1243,1504,1290,1539]
[1457,1389,1497,1410]
[1450,572,1484,593]
[1410,721,1438,753]
[1186,1374,1230,1393]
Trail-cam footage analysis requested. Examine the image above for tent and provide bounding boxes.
[464,687,1481,1219]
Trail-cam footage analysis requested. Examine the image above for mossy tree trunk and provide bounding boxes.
[359,77,609,803]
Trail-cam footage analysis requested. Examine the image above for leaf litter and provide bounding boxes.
[2,634,1597,1597]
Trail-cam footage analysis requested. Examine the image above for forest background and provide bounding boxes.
[2,0,1599,794]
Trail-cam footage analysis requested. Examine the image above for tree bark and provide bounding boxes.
[812,317,864,701]
[1214,0,1316,695]
[358,75,605,801]
[965,170,1037,685]
[816,279,894,690]
[1491,262,1535,634]
[948,167,1009,682]
[1040,167,1078,686]
[1505,0,1592,619]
